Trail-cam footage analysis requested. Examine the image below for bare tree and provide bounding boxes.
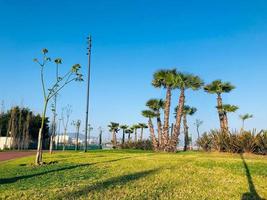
[34,49,83,165]
[62,105,72,151]
[72,119,81,151]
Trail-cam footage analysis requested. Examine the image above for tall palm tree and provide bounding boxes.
[146,99,165,147]
[170,73,204,152]
[120,125,128,144]
[108,122,120,148]
[175,105,197,151]
[204,80,235,132]
[152,69,177,149]
[239,114,253,131]
[138,123,148,141]
[182,106,197,151]
[141,110,158,150]
[219,104,239,131]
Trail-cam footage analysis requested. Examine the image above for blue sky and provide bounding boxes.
[1,0,267,142]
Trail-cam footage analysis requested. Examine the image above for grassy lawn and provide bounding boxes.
[0,150,266,200]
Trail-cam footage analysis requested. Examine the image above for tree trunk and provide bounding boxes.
[157,116,162,149]
[223,111,229,132]
[75,126,80,151]
[241,120,245,131]
[162,87,171,150]
[196,126,200,150]
[122,130,125,144]
[183,114,189,151]
[112,130,117,147]
[134,129,137,142]
[49,111,56,154]
[170,89,185,152]
[140,128,143,141]
[128,133,131,141]
[148,118,158,150]
[35,100,48,165]
[216,94,226,131]
[63,128,67,151]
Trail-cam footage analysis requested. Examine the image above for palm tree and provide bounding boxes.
[239,114,253,131]
[132,124,141,142]
[204,80,235,132]
[175,105,197,151]
[183,106,197,151]
[170,73,204,152]
[194,119,203,148]
[108,122,120,148]
[219,104,239,131]
[120,125,128,144]
[152,69,177,150]
[138,123,148,141]
[125,128,133,141]
[141,110,158,150]
[146,99,165,147]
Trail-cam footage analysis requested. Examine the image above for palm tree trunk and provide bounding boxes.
[134,129,137,142]
[162,87,171,149]
[112,130,116,147]
[75,126,79,151]
[183,114,189,151]
[170,89,185,152]
[140,128,144,141]
[241,120,245,131]
[157,116,162,148]
[148,118,158,150]
[122,129,125,144]
[223,112,229,132]
[217,94,226,131]
[128,133,131,141]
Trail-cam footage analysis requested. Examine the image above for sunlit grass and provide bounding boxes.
[0,150,266,199]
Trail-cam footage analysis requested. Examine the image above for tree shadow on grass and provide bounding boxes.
[0,157,132,185]
[57,168,159,199]
[240,154,265,200]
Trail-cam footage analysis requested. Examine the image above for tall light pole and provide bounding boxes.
[84,35,92,152]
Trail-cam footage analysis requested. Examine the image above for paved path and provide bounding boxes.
[0,151,36,162]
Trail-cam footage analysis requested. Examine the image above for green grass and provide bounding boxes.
[0,150,266,200]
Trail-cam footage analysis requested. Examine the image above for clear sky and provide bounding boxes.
[1,0,267,142]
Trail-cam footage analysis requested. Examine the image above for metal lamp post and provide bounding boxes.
[84,35,92,152]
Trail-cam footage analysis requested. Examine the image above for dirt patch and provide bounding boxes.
[0,151,36,162]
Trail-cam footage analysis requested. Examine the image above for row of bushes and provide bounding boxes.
[119,140,153,150]
[197,130,267,155]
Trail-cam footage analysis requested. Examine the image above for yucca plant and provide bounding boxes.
[196,132,212,151]
[197,130,267,155]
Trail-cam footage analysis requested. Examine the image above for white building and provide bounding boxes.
[0,137,12,150]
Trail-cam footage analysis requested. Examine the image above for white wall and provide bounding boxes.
[0,137,12,150]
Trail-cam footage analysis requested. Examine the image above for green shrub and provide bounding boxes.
[120,140,153,150]
[197,130,267,155]
[196,132,212,151]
